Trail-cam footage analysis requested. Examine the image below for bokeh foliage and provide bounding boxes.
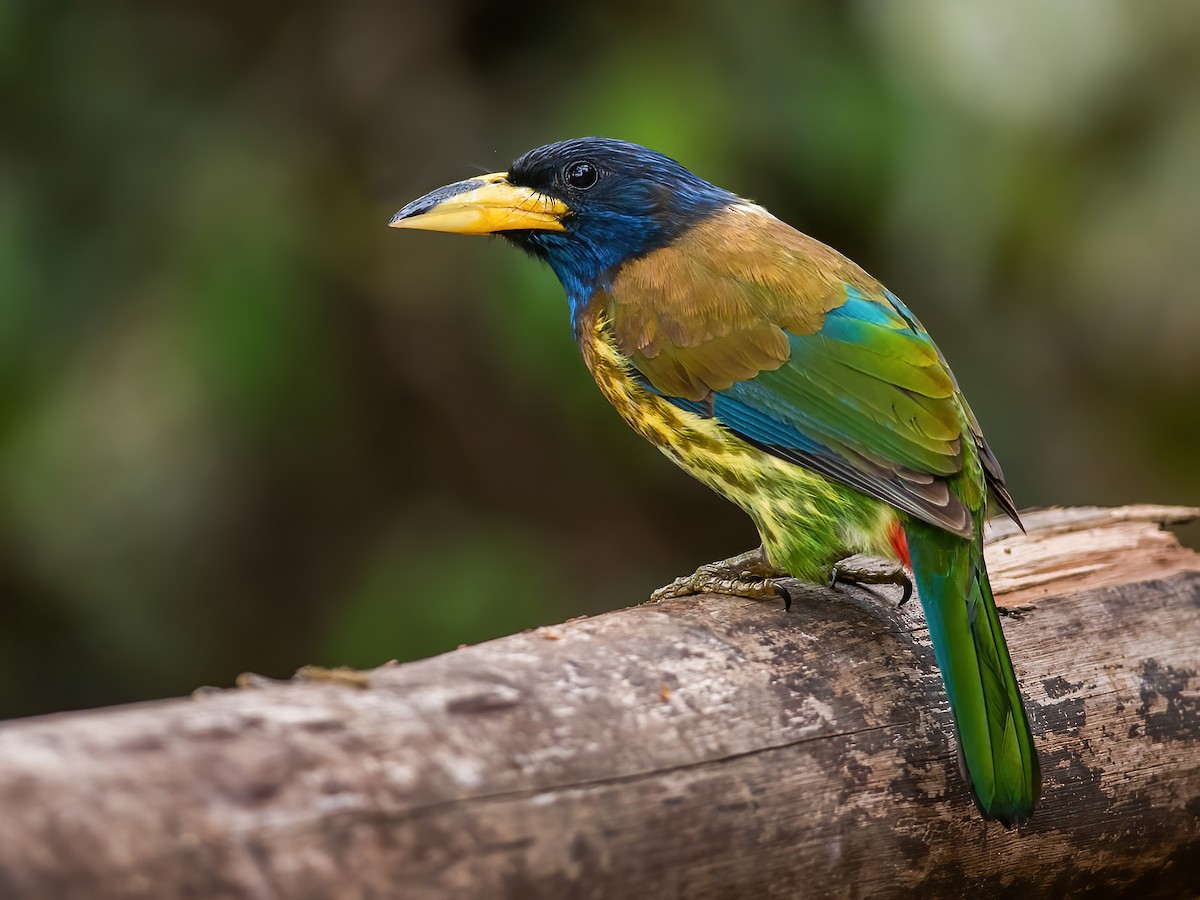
[1,0,1197,717]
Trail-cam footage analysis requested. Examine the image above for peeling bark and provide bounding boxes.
[0,505,1197,899]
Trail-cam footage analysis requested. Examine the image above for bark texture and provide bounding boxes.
[1,505,1198,899]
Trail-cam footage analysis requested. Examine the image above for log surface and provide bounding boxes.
[1,505,1198,899]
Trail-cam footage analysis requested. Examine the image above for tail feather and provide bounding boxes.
[904,519,1041,826]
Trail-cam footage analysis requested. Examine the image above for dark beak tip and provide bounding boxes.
[389,198,428,226]
[388,178,481,228]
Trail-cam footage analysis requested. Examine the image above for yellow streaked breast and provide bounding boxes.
[573,300,897,579]
[578,305,787,510]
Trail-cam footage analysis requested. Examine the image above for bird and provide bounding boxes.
[389,137,1041,826]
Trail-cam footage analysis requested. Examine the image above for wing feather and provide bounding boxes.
[608,204,1002,536]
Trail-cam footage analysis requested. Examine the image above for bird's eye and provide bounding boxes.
[564,161,598,190]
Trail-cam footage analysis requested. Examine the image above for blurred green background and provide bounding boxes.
[2,0,1197,718]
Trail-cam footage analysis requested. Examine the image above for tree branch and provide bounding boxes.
[1,505,1197,898]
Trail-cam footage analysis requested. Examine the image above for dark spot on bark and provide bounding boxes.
[189,723,242,741]
[570,832,597,867]
[446,686,523,714]
[1035,743,1115,840]
[1104,838,1200,898]
[895,833,931,867]
[1137,659,1199,743]
[888,735,961,813]
[1036,694,1087,736]
[482,836,534,854]
[841,751,871,789]
[233,775,282,805]
[1042,675,1085,699]
[300,718,345,734]
[119,733,167,753]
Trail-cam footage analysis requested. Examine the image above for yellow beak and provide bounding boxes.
[389,172,570,234]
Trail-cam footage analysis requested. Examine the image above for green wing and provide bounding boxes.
[608,207,992,534]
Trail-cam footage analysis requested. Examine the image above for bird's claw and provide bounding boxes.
[650,575,784,604]
[650,547,793,609]
[828,555,913,606]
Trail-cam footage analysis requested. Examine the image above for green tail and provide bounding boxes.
[904,519,1041,826]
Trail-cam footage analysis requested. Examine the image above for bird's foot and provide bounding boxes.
[829,555,913,606]
[650,547,795,609]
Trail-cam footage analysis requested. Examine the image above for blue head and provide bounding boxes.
[391,138,736,324]
[502,138,735,306]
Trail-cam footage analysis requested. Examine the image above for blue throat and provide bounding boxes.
[531,214,661,326]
